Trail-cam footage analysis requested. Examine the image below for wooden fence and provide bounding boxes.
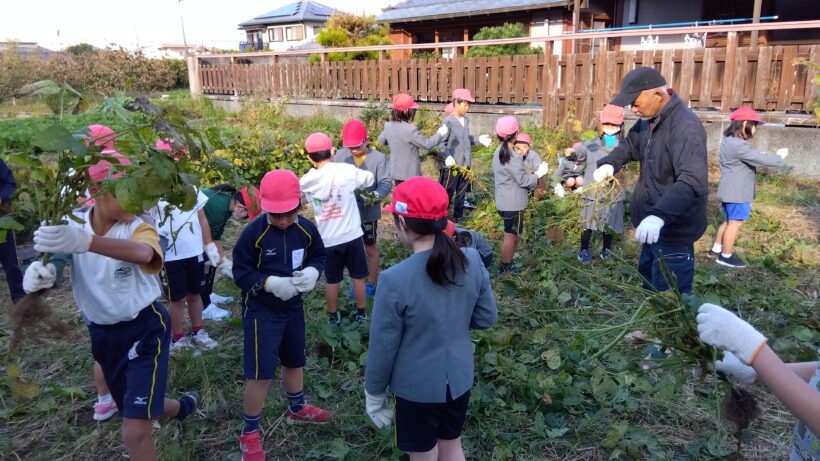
[197,41,819,128]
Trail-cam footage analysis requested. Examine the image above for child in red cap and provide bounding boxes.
[232,169,332,461]
[365,176,497,458]
[710,107,788,268]
[334,120,392,299]
[299,132,375,323]
[24,152,200,460]
[377,93,448,185]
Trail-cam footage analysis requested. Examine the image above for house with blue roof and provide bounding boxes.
[238,0,336,52]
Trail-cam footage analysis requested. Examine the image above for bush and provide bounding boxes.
[466,23,542,57]
[309,13,392,62]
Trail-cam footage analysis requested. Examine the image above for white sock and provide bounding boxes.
[98,393,113,405]
[721,252,732,258]
[711,243,722,253]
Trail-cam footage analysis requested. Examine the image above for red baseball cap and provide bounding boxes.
[305,132,333,154]
[383,176,449,220]
[495,116,519,138]
[88,150,131,183]
[515,133,533,145]
[452,88,475,102]
[260,170,301,213]
[392,93,418,111]
[238,186,262,220]
[85,125,116,150]
[342,120,368,148]
[445,220,456,237]
[600,104,625,125]
[729,107,762,122]
[444,103,454,117]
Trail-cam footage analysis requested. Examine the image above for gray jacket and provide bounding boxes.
[454,227,493,267]
[717,135,784,203]
[492,145,538,211]
[365,248,497,402]
[580,137,625,203]
[523,150,544,174]
[552,157,585,180]
[439,115,477,167]
[333,147,392,223]
[377,121,443,181]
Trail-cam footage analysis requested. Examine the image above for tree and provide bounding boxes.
[466,23,542,57]
[310,12,392,62]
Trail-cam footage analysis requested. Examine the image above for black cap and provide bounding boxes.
[611,67,667,107]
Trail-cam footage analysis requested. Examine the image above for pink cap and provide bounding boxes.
[342,120,368,148]
[600,104,625,125]
[86,125,116,150]
[445,219,455,237]
[495,116,519,138]
[515,133,532,145]
[88,150,131,183]
[305,132,333,154]
[391,93,418,111]
[452,88,475,103]
[260,170,301,213]
[444,103,454,117]
[729,107,762,122]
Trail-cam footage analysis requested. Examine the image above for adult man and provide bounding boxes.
[0,157,25,303]
[593,67,708,293]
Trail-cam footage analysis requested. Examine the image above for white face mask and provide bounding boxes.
[603,128,620,135]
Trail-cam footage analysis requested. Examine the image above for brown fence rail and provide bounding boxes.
[198,43,819,128]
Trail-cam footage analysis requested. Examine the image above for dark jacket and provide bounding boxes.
[0,159,16,203]
[233,215,326,321]
[597,94,708,245]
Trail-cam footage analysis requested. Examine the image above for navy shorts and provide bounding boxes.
[325,238,368,284]
[395,387,471,452]
[498,210,525,235]
[89,303,170,420]
[164,255,205,301]
[721,202,751,221]
[243,313,307,380]
[361,221,378,246]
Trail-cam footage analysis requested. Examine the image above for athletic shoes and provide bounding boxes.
[577,249,593,264]
[239,430,265,461]
[93,400,118,421]
[286,403,333,424]
[170,336,193,353]
[328,311,341,325]
[355,312,369,322]
[210,292,234,304]
[176,391,201,421]
[706,249,720,259]
[191,329,218,350]
[463,199,477,210]
[599,249,613,261]
[716,253,746,268]
[202,303,231,321]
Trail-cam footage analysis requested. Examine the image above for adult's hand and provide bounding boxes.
[593,164,614,183]
[634,215,664,245]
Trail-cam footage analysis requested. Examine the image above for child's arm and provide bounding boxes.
[354,168,375,189]
[232,228,267,296]
[89,234,156,265]
[198,208,213,245]
[735,141,785,168]
[365,280,403,396]
[34,223,160,268]
[408,126,443,151]
[374,156,393,197]
[510,163,539,190]
[470,252,498,330]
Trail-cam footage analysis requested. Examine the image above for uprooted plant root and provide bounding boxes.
[722,385,761,452]
[9,291,68,353]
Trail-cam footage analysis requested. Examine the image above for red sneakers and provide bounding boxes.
[239,430,265,461]
[286,403,333,424]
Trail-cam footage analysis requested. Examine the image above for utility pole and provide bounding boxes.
[178,0,189,57]
[750,0,763,50]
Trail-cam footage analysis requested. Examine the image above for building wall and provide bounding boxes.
[530,10,569,55]
[245,21,324,52]
[617,0,703,50]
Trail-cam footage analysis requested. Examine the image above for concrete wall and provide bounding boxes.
[209,96,820,178]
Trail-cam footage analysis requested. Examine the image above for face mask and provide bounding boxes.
[603,134,618,148]
[603,128,620,135]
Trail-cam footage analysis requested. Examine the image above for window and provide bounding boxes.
[269,27,284,42]
[285,25,304,41]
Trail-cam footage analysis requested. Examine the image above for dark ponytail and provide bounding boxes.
[211,183,238,194]
[497,132,518,165]
[399,215,468,286]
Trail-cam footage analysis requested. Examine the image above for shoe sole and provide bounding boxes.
[286,417,331,425]
[716,259,746,268]
[93,409,118,421]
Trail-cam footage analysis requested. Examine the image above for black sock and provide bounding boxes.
[176,394,195,421]
[357,308,366,317]
[581,229,593,251]
[602,233,613,250]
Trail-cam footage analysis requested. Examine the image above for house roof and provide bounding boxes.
[377,0,570,23]
[239,0,335,29]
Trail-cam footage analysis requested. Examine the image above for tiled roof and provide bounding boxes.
[239,0,335,29]
[377,0,569,23]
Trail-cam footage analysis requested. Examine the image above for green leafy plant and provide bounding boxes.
[466,23,543,57]
[310,12,392,62]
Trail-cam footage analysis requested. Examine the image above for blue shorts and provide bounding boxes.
[164,255,205,301]
[721,202,751,221]
[325,238,368,284]
[243,313,307,380]
[89,303,170,420]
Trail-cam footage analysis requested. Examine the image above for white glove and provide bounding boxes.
[478,134,492,147]
[553,183,565,198]
[365,390,393,429]
[33,224,92,254]
[574,186,584,193]
[204,242,221,267]
[264,276,299,301]
[23,261,56,293]
[372,191,380,198]
[776,148,789,160]
[697,303,768,365]
[444,156,456,167]
[715,351,758,384]
[634,215,665,245]
[217,258,233,279]
[535,163,549,178]
[291,267,319,293]
[593,164,614,183]
[436,124,448,137]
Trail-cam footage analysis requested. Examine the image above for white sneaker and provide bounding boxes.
[191,329,218,350]
[202,303,231,320]
[170,336,193,354]
[210,293,234,304]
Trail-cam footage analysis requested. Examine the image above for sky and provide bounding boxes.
[2,0,396,51]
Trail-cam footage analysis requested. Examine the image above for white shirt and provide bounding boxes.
[300,162,374,247]
[150,190,209,262]
[69,209,163,325]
